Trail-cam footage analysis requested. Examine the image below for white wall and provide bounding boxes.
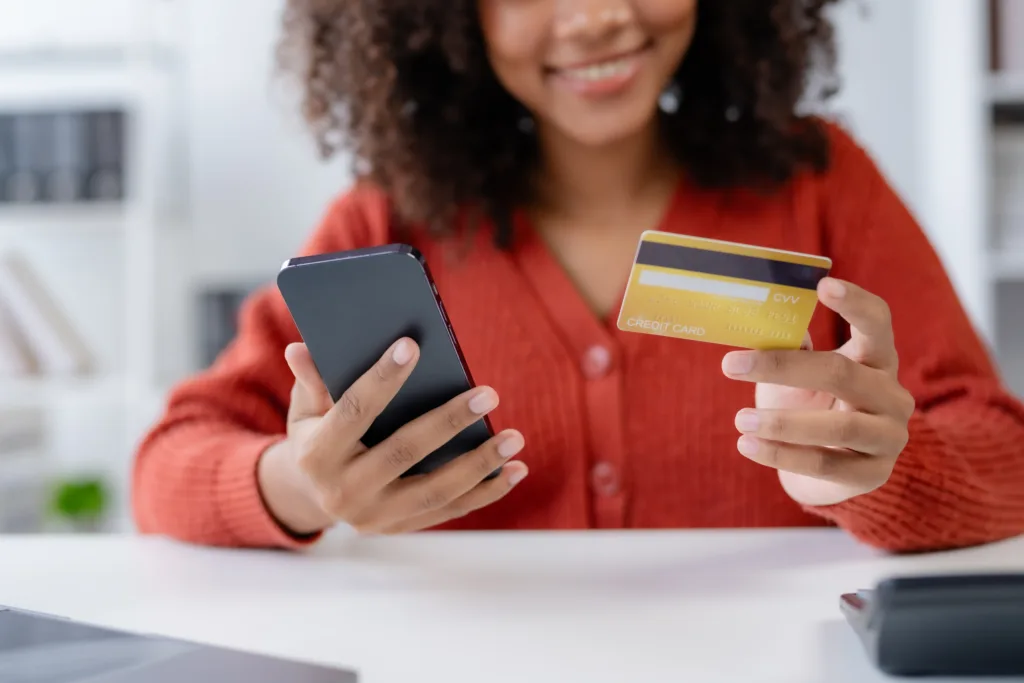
[153,0,351,383]
[914,0,991,339]
[182,0,351,280]
[829,0,922,216]
[827,0,990,340]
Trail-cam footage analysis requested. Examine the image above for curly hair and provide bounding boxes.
[278,0,843,242]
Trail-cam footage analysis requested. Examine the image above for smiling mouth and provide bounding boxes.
[546,42,652,94]
[549,42,651,74]
[559,57,636,82]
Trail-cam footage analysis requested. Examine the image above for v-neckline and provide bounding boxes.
[508,177,693,341]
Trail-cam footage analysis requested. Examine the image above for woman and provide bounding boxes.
[133,0,1024,551]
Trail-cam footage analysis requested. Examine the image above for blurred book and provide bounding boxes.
[994,0,1024,72]
[994,126,1024,249]
[6,112,48,203]
[0,479,47,533]
[0,115,10,200]
[0,405,47,533]
[0,109,124,204]
[196,283,259,369]
[0,297,39,376]
[85,110,124,201]
[0,252,93,375]
[47,110,87,202]
[0,405,45,454]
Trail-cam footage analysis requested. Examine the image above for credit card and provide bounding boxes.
[616,230,832,350]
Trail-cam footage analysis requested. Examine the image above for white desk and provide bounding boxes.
[1,529,1022,683]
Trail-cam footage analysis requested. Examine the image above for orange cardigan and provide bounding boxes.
[132,122,1024,551]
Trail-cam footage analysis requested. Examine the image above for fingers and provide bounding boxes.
[346,384,502,491]
[735,409,909,457]
[284,343,333,423]
[324,428,527,534]
[735,436,892,491]
[376,429,525,521]
[376,461,530,535]
[299,338,419,478]
[722,349,906,416]
[817,278,898,371]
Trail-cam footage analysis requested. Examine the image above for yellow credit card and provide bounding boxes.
[616,231,832,350]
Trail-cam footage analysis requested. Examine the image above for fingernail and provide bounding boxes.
[392,340,413,365]
[735,410,760,433]
[509,467,528,486]
[737,436,760,457]
[468,388,498,414]
[723,352,755,376]
[497,433,524,459]
[823,278,846,299]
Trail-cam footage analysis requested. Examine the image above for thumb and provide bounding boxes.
[284,343,333,421]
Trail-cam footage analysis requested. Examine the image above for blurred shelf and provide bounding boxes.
[0,374,126,405]
[0,46,177,109]
[989,72,1024,106]
[0,45,178,70]
[0,0,184,60]
[0,203,125,235]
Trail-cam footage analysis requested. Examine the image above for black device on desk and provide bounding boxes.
[277,244,495,479]
[0,606,357,682]
[841,573,1024,676]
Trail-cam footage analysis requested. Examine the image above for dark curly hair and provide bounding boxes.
[278,0,843,243]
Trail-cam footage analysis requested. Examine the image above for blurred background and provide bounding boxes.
[0,0,1019,534]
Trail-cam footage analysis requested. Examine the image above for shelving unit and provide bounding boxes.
[0,207,125,240]
[0,0,346,533]
[0,1,185,531]
[0,374,127,405]
[986,2,1024,397]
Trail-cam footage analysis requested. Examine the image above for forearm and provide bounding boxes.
[132,421,320,549]
[809,402,1024,552]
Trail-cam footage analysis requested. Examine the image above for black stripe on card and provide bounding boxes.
[636,240,829,290]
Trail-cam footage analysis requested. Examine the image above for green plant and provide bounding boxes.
[49,478,108,522]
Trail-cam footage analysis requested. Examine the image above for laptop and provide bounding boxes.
[0,606,358,683]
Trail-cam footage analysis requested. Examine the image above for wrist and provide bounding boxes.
[257,438,333,536]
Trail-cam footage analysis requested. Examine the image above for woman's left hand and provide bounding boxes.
[721,278,916,507]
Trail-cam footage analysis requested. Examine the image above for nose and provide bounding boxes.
[553,0,635,40]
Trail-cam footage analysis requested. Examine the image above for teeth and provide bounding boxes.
[563,58,631,82]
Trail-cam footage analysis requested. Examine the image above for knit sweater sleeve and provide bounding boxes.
[131,186,385,548]
[804,124,1024,552]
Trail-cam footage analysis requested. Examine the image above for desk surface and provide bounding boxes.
[1,529,1023,683]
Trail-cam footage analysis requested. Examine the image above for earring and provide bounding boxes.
[518,114,535,134]
[658,81,683,114]
[725,105,741,123]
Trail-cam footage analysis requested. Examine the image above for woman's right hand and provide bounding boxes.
[257,338,528,537]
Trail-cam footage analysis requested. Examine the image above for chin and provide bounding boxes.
[550,106,659,149]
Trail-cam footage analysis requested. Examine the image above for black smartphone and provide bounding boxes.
[841,572,1024,676]
[277,244,495,478]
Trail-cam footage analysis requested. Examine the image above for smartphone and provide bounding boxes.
[277,244,495,478]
